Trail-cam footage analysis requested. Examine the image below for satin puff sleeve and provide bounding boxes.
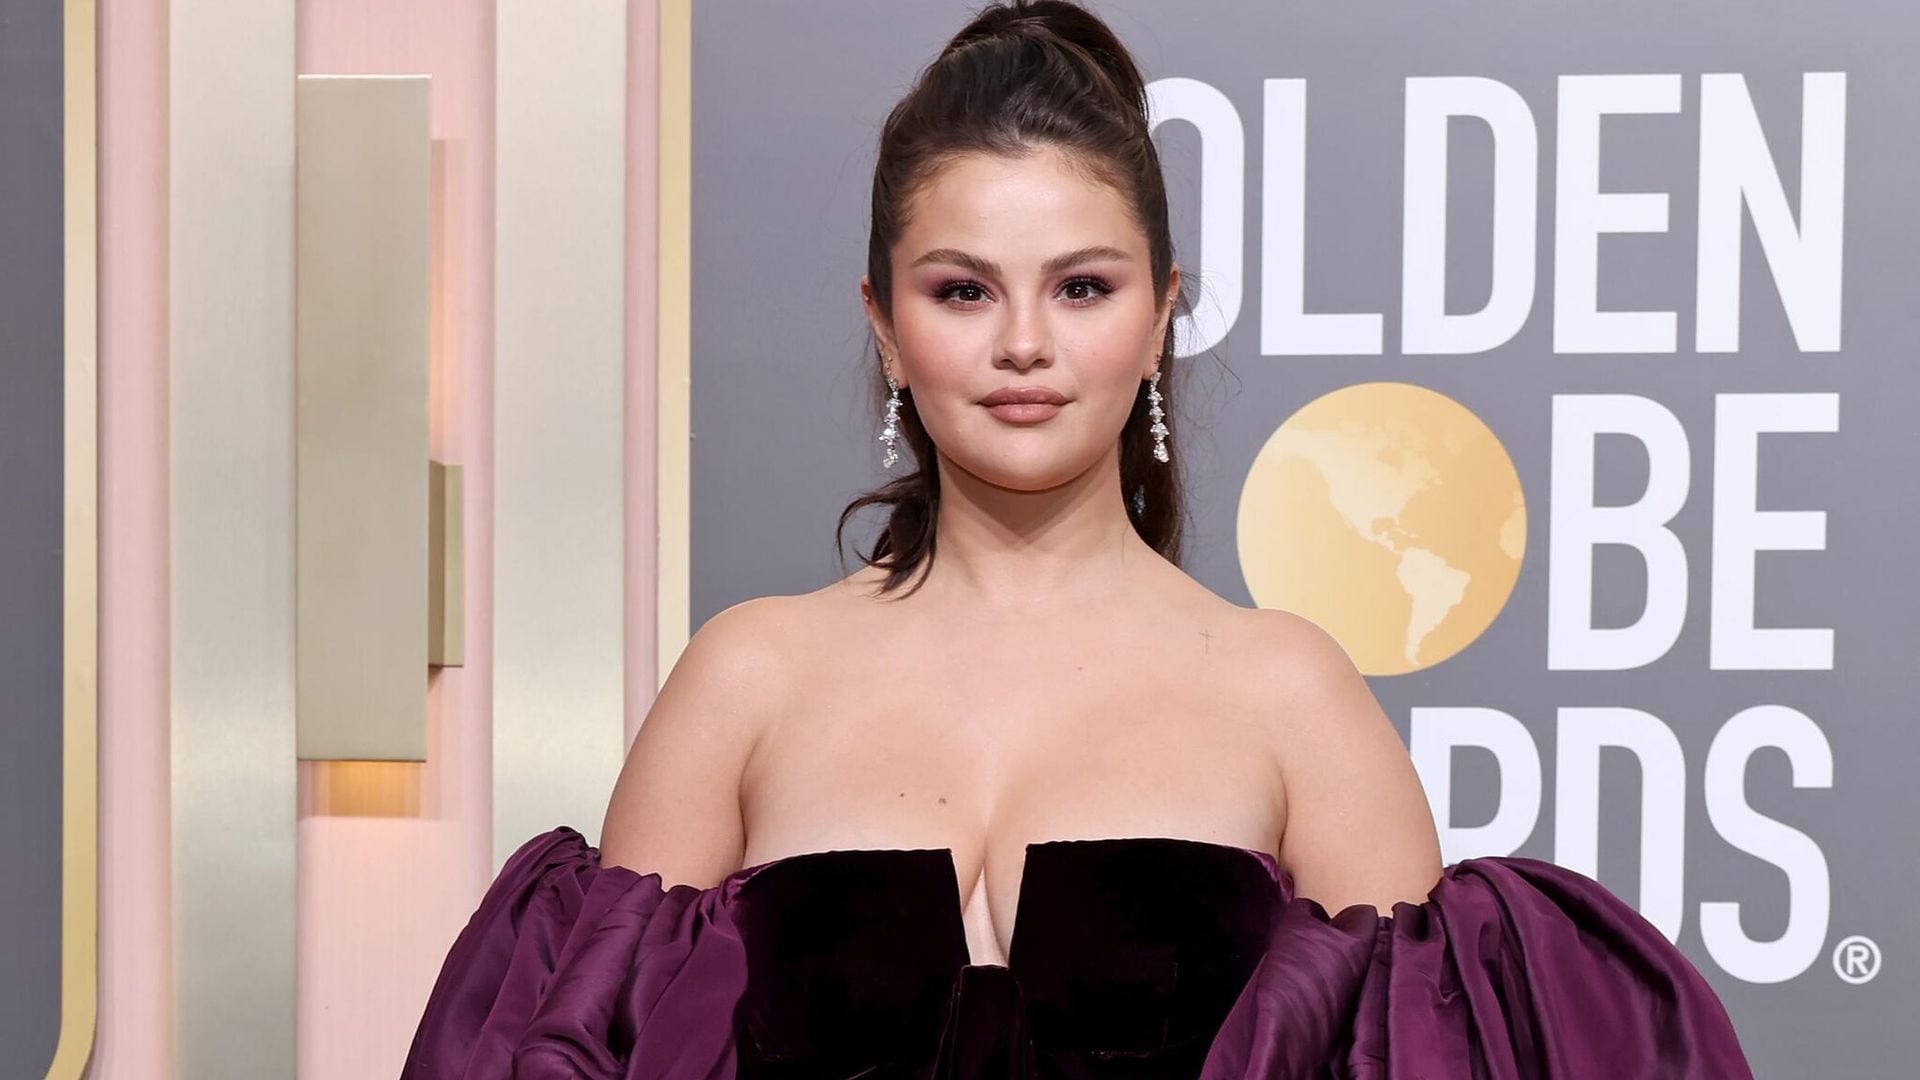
[400,827,747,1080]
[1199,856,1752,1079]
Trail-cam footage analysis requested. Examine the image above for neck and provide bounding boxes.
[917,446,1152,613]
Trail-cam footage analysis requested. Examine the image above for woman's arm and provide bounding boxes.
[597,595,792,888]
[1256,608,1443,913]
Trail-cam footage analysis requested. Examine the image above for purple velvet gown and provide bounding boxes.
[400,827,1751,1079]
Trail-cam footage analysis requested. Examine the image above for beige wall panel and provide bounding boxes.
[493,0,628,867]
[168,0,296,1075]
[295,75,431,762]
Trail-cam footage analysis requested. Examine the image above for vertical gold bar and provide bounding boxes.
[294,75,431,762]
[429,461,465,668]
[53,0,99,1075]
[656,0,692,688]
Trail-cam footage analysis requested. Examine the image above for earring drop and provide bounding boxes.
[1147,369,1169,463]
[879,369,904,469]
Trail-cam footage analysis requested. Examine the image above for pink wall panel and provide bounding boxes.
[627,0,662,745]
[94,0,172,1074]
[291,4,499,1068]
[292,3,495,1075]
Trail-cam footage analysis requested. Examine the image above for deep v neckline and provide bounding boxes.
[721,835,1284,969]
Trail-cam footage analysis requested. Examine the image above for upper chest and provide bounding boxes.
[736,600,1288,964]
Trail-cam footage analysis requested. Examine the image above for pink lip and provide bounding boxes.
[979,386,1069,407]
[985,401,1063,423]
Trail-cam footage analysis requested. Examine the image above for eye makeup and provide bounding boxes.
[931,275,1116,309]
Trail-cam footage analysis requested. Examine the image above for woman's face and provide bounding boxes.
[863,147,1178,492]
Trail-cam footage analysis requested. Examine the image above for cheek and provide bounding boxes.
[892,316,978,394]
[1073,323,1154,388]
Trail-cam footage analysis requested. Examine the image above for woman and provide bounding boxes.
[403,2,1751,1076]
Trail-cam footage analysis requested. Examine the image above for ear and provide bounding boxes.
[1147,263,1181,378]
[859,275,907,389]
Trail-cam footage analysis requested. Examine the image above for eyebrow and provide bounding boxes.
[908,244,1132,278]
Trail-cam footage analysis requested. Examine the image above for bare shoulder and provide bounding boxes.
[1236,606,1443,911]
[1233,606,1365,704]
[666,592,811,709]
[597,592,806,885]
[639,591,815,753]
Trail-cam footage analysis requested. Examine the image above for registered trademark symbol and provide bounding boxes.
[1831,935,1881,985]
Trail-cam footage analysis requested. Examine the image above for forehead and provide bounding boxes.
[898,147,1142,260]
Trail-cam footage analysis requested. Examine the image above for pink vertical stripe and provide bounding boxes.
[95,0,174,1074]
[627,0,661,744]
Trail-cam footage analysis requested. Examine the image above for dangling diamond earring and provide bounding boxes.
[1147,368,1169,463]
[879,368,904,469]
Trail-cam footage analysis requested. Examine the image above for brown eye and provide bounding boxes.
[1061,276,1114,306]
[935,280,989,305]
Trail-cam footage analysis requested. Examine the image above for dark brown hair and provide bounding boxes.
[835,0,1194,597]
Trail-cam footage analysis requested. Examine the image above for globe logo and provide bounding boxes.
[1236,381,1526,676]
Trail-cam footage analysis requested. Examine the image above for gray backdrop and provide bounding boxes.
[1,0,69,1072]
[691,2,1917,1074]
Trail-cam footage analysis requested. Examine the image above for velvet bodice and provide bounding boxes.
[400,826,1754,1079]
[725,838,1280,1076]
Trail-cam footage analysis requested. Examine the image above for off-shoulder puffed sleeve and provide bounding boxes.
[401,827,747,1080]
[1199,856,1752,1079]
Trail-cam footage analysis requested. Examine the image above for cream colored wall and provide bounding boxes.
[90,1,662,1075]
[491,0,632,868]
[167,0,297,1072]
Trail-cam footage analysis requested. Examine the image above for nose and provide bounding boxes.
[994,295,1052,372]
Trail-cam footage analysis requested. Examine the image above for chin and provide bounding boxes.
[953,447,1092,493]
